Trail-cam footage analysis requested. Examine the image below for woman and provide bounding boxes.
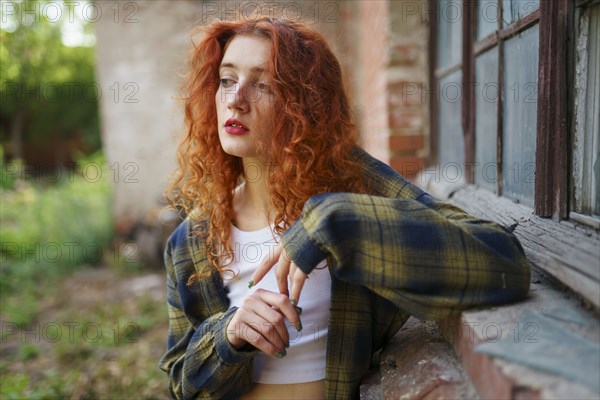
[159,16,531,400]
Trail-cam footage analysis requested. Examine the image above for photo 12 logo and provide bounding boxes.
[0,82,140,104]
[0,241,139,265]
[0,160,140,184]
[200,1,339,24]
[1,1,140,25]
[1,321,139,344]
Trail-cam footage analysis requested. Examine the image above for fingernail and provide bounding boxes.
[290,297,296,306]
[295,320,303,332]
[276,349,287,358]
[247,279,254,289]
[295,306,303,316]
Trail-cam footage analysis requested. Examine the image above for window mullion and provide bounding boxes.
[462,0,476,184]
[496,0,504,196]
[534,0,569,219]
[429,0,439,165]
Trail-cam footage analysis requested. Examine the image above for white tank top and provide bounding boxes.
[222,224,331,384]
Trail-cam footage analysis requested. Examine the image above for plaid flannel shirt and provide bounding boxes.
[158,147,531,399]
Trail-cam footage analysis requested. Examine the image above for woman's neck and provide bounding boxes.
[232,157,273,231]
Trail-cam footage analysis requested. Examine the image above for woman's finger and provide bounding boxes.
[289,265,308,307]
[274,245,291,297]
[228,289,300,357]
[250,243,282,288]
[245,295,290,349]
[237,321,285,358]
[255,288,301,332]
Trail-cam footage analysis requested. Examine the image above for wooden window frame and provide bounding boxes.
[535,0,569,219]
[429,0,570,220]
[428,0,439,165]
[570,0,600,227]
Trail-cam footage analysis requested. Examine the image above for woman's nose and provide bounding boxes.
[226,82,250,112]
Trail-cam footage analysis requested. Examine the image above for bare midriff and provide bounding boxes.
[240,380,325,399]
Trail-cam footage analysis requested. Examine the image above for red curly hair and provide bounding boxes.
[165,16,371,282]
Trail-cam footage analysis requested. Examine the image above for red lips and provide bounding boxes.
[225,118,249,135]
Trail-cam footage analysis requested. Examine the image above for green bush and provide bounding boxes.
[0,151,113,322]
[0,147,22,190]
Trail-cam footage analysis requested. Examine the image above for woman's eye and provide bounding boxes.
[256,82,271,92]
[219,78,236,89]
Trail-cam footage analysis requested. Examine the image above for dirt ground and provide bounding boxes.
[1,266,171,399]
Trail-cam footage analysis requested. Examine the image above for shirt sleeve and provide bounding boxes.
[280,191,531,321]
[158,232,258,399]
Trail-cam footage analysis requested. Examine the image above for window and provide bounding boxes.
[474,1,539,206]
[428,0,599,308]
[432,0,541,206]
[431,0,600,222]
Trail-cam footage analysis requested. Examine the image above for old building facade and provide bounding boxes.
[96,1,599,396]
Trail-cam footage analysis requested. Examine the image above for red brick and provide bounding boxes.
[422,384,471,399]
[390,43,419,65]
[380,318,478,399]
[441,318,542,400]
[388,108,423,131]
[389,134,424,153]
[514,388,542,400]
[390,156,424,179]
[388,80,428,107]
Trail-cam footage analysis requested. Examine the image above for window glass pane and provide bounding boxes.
[437,0,463,68]
[475,48,499,193]
[586,6,600,215]
[502,0,540,28]
[438,70,465,171]
[477,0,498,41]
[573,5,600,218]
[502,24,539,207]
[589,7,600,217]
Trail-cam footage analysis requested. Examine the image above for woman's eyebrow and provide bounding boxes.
[219,62,267,78]
[219,62,236,71]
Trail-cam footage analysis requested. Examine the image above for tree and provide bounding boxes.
[0,0,99,166]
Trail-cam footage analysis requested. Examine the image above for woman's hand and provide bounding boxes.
[250,243,309,306]
[226,289,301,358]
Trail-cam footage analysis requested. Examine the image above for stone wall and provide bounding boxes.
[95,0,430,260]
[95,0,198,229]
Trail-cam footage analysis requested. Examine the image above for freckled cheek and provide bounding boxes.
[214,87,221,104]
[254,108,272,133]
[256,96,275,118]
[215,90,226,124]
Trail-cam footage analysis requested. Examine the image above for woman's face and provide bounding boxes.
[216,35,275,159]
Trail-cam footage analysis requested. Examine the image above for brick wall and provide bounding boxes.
[387,0,429,180]
[333,0,429,180]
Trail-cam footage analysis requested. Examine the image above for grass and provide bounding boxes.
[0,267,168,399]
[1,150,112,324]
[0,150,170,399]
[0,266,170,399]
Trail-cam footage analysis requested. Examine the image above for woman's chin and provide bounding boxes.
[220,145,257,159]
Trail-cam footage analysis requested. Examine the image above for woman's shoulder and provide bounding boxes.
[165,216,212,285]
[167,218,190,248]
[166,214,209,252]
